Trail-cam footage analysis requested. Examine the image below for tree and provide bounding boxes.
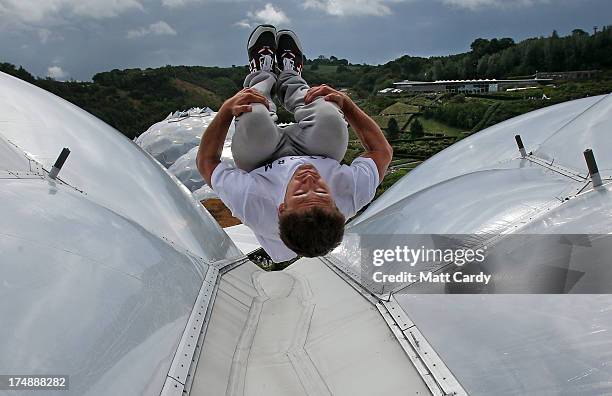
[470,38,490,57]
[572,29,588,37]
[410,118,424,139]
[386,117,400,140]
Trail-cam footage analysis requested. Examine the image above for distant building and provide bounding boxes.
[386,78,552,94]
[378,87,403,95]
[536,70,600,80]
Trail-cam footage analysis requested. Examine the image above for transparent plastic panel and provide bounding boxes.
[168,142,234,193]
[192,184,219,201]
[137,118,204,169]
[519,181,612,235]
[395,294,612,396]
[136,108,234,169]
[168,146,205,191]
[0,72,241,261]
[332,163,584,286]
[0,135,30,171]
[356,96,604,226]
[376,184,612,295]
[534,94,612,176]
[0,178,206,395]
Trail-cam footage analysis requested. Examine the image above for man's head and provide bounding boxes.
[278,164,345,257]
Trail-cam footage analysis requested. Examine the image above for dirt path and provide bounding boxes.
[201,199,242,228]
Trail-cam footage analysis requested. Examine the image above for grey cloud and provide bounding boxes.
[303,0,396,17]
[0,0,143,23]
[0,0,609,81]
[127,20,177,38]
[47,65,68,80]
[440,0,552,10]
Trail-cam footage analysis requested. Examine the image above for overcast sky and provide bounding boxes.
[0,0,610,81]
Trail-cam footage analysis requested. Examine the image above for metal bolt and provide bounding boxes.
[515,135,527,158]
[48,147,70,179]
[584,149,602,187]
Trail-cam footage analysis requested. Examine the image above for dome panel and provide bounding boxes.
[0,72,240,262]
[357,95,604,225]
[395,294,612,396]
[0,178,205,395]
[0,135,31,172]
[534,94,612,175]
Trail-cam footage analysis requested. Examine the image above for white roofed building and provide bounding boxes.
[390,77,552,94]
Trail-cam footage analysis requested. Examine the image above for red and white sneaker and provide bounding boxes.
[247,24,277,73]
[276,29,304,75]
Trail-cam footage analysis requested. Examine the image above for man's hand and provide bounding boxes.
[197,88,268,186]
[304,84,355,113]
[220,88,270,118]
[306,84,392,182]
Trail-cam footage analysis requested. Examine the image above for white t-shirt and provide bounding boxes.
[211,155,380,262]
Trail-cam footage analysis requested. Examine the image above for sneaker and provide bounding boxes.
[247,24,277,73]
[276,29,304,74]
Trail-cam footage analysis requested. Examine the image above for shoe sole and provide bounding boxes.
[247,24,277,51]
[276,29,303,53]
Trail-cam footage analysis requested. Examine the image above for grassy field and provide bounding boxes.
[372,114,413,130]
[360,78,612,199]
[414,116,464,136]
[381,102,420,115]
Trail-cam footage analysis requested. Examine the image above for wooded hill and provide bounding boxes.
[1,27,611,139]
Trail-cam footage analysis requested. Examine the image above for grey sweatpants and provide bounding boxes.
[231,70,349,172]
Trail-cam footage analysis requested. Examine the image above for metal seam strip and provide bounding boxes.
[322,256,467,396]
[524,154,587,181]
[160,257,247,396]
[377,299,468,396]
[375,302,444,396]
[167,265,218,385]
[183,269,222,394]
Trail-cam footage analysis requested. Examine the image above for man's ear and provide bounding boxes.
[278,202,286,215]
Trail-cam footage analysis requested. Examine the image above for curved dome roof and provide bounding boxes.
[330,93,612,395]
[333,94,612,282]
[357,94,610,224]
[0,71,242,395]
[0,72,239,261]
[136,108,235,200]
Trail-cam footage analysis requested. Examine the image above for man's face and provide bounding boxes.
[279,164,334,214]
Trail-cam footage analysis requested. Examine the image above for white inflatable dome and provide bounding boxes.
[136,107,235,200]
[330,93,612,395]
[0,71,243,395]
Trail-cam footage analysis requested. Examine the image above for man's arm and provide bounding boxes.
[304,85,393,181]
[196,88,269,186]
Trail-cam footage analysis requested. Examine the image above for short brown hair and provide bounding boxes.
[278,206,345,257]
